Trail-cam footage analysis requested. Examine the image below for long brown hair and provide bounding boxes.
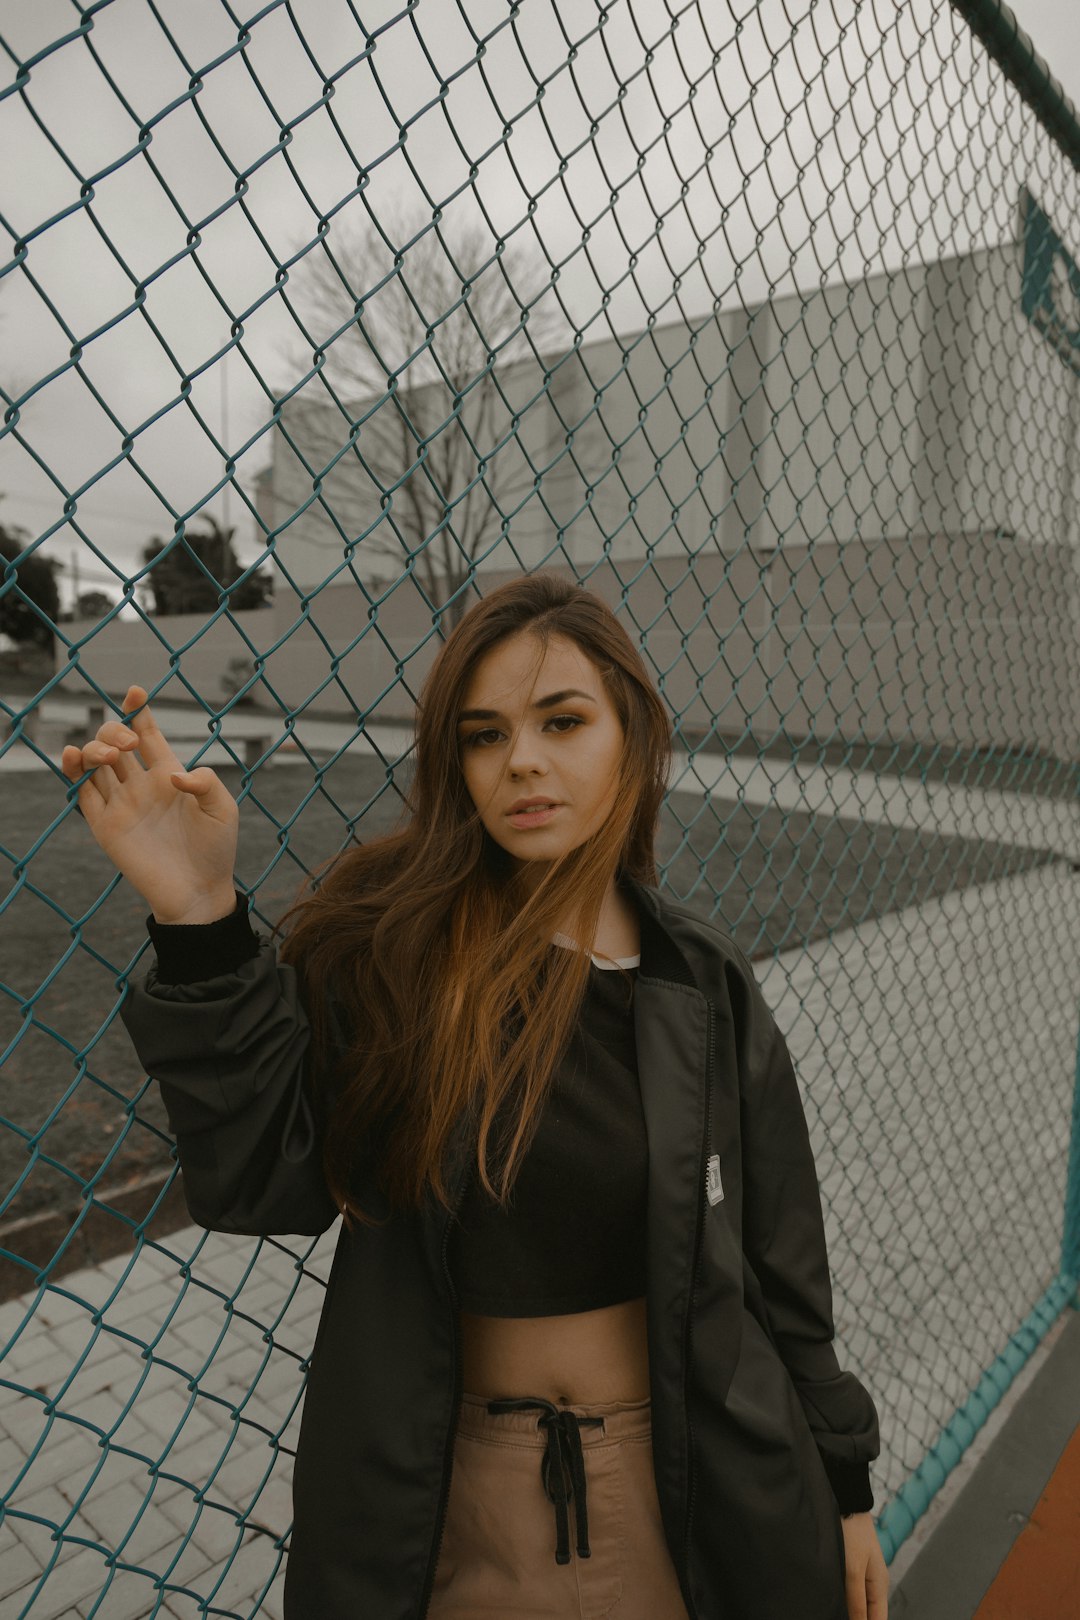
[272,570,673,1230]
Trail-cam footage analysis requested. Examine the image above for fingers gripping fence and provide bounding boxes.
[1,0,1079,1613]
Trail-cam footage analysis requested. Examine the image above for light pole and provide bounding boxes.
[221,346,230,582]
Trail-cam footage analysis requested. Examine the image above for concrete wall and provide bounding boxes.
[55,235,1080,760]
[53,519,1077,762]
[52,597,438,734]
[51,607,288,722]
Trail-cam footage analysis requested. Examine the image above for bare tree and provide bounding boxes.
[272,210,595,630]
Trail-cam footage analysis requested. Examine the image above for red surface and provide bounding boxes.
[971,1420,1080,1618]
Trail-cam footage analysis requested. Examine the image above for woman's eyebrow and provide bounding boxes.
[457,689,597,723]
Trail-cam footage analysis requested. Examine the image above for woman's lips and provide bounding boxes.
[507,804,561,828]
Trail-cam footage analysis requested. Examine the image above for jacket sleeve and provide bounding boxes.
[117,889,343,1237]
[731,943,881,1516]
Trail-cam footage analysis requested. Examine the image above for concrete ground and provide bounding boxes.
[2,699,1078,1616]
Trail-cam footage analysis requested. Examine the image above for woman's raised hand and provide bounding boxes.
[60,684,241,924]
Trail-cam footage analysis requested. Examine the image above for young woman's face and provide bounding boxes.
[457,630,624,874]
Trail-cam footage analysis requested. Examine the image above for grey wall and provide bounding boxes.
[55,234,1080,761]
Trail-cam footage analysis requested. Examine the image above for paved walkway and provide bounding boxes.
[680,749,1079,859]
[5,695,1079,860]
[0,1225,326,1619]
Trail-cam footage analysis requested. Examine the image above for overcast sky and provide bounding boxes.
[0,0,1076,617]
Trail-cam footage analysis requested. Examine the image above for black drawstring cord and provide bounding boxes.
[486,1395,605,1564]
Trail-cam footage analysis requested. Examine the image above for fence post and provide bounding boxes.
[1063,1004,1080,1309]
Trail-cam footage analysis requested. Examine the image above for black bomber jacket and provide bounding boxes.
[119,869,881,1620]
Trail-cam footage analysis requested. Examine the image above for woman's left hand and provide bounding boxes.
[842,1512,889,1619]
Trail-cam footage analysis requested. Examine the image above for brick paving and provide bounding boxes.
[0,1229,334,1618]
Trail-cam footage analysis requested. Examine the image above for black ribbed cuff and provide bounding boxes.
[820,1451,875,1516]
[146,888,261,985]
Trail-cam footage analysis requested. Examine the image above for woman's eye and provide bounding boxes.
[464,715,583,748]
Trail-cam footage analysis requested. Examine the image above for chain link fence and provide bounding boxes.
[1,0,1079,1614]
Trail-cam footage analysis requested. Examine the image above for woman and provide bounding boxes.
[62,570,888,1620]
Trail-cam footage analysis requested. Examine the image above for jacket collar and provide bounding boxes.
[617,869,705,993]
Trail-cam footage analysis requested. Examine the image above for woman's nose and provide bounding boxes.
[506,730,549,775]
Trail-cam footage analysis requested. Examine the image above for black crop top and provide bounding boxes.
[145,896,649,1316]
[448,949,648,1317]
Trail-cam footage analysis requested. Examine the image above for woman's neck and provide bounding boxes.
[553,876,640,961]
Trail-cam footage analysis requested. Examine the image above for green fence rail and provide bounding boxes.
[1,0,1079,1614]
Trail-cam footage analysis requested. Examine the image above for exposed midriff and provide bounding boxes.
[459,1293,650,1405]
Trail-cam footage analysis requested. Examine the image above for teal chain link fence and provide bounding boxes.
[2,0,1079,1613]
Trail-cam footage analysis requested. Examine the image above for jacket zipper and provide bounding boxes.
[680,997,714,1614]
[417,1155,473,1619]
